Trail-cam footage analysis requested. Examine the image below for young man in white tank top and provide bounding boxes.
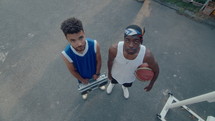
[106,25,159,99]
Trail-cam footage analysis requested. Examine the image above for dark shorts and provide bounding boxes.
[111,78,133,87]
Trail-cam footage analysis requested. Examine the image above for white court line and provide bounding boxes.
[0,52,8,63]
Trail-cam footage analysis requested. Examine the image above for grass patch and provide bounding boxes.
[195,0,206,4]
[162,0,202,12]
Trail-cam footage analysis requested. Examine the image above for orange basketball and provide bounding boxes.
[135,63,154,81]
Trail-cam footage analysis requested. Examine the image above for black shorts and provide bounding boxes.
[111,78,133,87]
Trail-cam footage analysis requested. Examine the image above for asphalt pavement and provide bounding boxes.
[0,0,215,121]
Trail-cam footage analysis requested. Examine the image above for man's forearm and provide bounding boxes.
[96,61,101,75]
[107,60,113,79]
[69,69,85,82]
[148,66,159,86]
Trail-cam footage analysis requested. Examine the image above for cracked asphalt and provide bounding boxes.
[0,0,214,121]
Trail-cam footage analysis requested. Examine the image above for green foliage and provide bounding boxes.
[162,0,202,13]
[194,0,206,4]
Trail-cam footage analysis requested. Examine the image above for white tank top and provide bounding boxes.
[112,41,146,84]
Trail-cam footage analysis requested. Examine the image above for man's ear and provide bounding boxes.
[142,27,145,35]
[65,37,69,41]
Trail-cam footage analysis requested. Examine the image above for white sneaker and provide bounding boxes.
[106,83,115,94]
[122,86,129,99]
[99,85,106,90]
[82,93,88,100]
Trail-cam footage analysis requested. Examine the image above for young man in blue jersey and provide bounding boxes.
[61,17,105,100]
[106,25,159,99]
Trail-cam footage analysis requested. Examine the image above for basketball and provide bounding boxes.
[135,63,154,81]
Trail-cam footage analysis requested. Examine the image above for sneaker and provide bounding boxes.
[82,93,88,100]
[99,85,106,90]
[106,83,115,94]
[122,86,129,99]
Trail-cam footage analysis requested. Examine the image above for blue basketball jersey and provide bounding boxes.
[62,38,97,82]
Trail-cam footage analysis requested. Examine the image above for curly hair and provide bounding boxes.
[61,17,84,36]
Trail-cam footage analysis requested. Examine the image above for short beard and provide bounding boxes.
[125,48,138,55]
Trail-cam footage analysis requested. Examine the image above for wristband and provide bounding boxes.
[95,73,100,76]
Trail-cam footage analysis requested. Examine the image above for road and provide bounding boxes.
[0,0,215,121]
